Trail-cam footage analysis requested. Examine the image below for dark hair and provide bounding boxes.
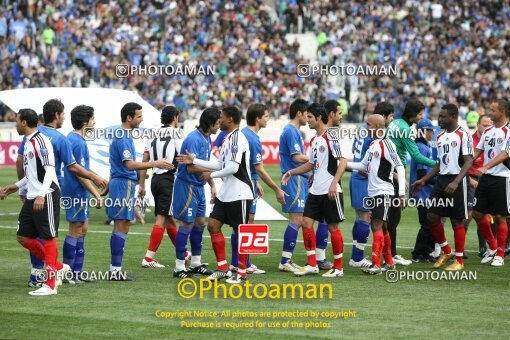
[198,107,221,132]
[42,99,64,124]
[324,100,340,116]
[71,105,94,130]
[289,98,308,119]
[121,102,142,122]
[441,103,459,117]
[307,102,328,124]
[374,101,394,118]
[246,103,267,126]
[18,109,39,128]
[222,106,242,124]
[477,114,490,124]
[493,99,510,117]
[161,106,180,125]
[38,114,44,123]
[402,99,425,121]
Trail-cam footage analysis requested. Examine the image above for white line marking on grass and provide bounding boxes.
[0,225,481,253]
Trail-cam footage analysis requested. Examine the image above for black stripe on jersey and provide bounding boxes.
[327,149,339,178]
[231,130,239,161]
[233,150,254,196]
[382,139,402,166]
[34,134,50,165]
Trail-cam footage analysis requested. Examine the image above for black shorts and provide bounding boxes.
[303,192,344,224]
[209,198,252,229]
[17,187,61,239]
[429,175,468,220]
[467,180,475,211]
[474,174,510,216]
[370,195,393,222]
[388,177,401,228]
[151,172,174,217]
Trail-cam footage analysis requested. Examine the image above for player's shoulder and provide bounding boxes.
[481,125,494,135]
[456,126,472,138]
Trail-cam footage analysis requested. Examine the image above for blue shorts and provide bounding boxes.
[250,180,258,215]
[281,175,308,213]
[106,178,136,221]
[172,179,206,223]
[350,175,369,212]
[65,194,91,223]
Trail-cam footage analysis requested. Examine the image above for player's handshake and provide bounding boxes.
[175,150,195,165]
[153,158,175,171]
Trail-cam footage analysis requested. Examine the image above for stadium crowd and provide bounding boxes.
[0,0,509,122]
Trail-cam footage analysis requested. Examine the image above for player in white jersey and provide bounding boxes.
[177,106,254,284]
[413,104,474,271]
[139,106,186,268]
[0,109,70,295]
[470,99,510,266]
[347,114,406,274]
[281,103,346,278]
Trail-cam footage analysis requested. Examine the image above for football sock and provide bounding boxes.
[211,232,228,271]
[302,227,317,267]
[110,231,127,270]
[42,238,58,290]
[230,231,238,267]
[281,223,299,264]
[356,220,370,261]
[63,235,78,270]
[175,226,191,271]
[330,229,343,270]
[496,221,508,258]
[383,232,394,265]
[372,230,384,268]
[316,221,329,262]
[74,237,85,273]
[477,217,497,250]
[166,226,177,245]
[453,224,466,265]
[190,224,205,267]
[145,225,164,260]
[429,221,452,254]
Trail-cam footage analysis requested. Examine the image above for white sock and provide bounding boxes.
[145,250,155,259]
[110,265,121,272]
[190,256,201,268]
[175,259,186,272]
[316,248,326,262]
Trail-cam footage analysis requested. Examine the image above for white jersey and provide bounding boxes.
[477,123,510,177]
[144,127,184,175]
[308,127,343,195]
[436,126,473,175]
[361,138,403,197]
[217,128,254,202]
[22,130,59,199]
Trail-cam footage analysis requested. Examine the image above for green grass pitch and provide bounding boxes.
[0,166,508,339]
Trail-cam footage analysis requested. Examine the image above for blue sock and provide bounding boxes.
[231,232,238,267]
[74,237,85,273]
[316,221,329,250]
[110,231,127,268]
[190,224,205,256]
[63,235,78,270]
[351,220,361,261]
[247,255,251,268]
[356,220,371,260]
[29,238,44,283]
[281,223,299,264]
[176,226,191,260]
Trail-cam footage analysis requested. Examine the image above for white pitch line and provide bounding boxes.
[0,225,481,253]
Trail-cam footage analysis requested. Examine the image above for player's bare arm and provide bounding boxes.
[254,162,287,205]
[138,152,150,197]
[445,154,474,196]
[412,162,440,195]
[281,162,314,185]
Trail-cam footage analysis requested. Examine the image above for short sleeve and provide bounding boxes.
[35,137,55,167]
[289,130,303,155]
[251,140,263,164]
[18,137,26,155]
[118,137,134,162]
[230,134,247,164]
[383,140,403,167]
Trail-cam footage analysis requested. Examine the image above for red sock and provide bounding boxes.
[330,229,343,270]
[147,225,164,254]
[383,232,394,265]
[42,238,58,289]
[166,226,177,245]
[302,227,317,267]
[211,232,228,271]
[453,224,466,265]
[372,231,383,268]
[477,217,497,250]
[238,253,248,278]
[429,221,452,254]
[496,221,508,258]
[22,238,46,260]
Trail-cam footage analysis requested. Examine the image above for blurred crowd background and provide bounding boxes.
[0,0,508,125]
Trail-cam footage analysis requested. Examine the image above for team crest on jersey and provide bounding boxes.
[319,145,326,153]
[40,148,49,157]
[28,151,34,159]
[451,141,457,148]
[497,138,503,144]
[294,143,300,151]
[373,151,380,158]
[123,150,131,159]
[256,153,262,162]
[488,149,495,159]
[231,145,238,153]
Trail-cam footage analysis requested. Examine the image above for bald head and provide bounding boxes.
[366,114,386,139]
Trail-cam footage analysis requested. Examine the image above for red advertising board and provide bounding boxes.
[0,142,20,166]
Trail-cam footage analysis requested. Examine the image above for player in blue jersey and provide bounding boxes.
[106,102,174,281]
[349,102,395,268]
[16,99,108,287]
[171,107,221,278]
[227,104,286,275]
[61,105,104,283]
[278,99,331,272]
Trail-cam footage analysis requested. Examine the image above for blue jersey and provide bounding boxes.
[176,129,211,186]
[410,140,436,201]
[62,132,89,197]
[242,127,262,180]
[213,130,227,148]
[351,123,372,180]
[279,123,308,177]
[18,125,76,186]
[109,129,138,181]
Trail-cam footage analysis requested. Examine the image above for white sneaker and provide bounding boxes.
[56,263,71,288]
[322,268,344,278]
[29,284,57,296]
[141,258,166,268]
[225,273,247,284]
[349,258,372,268]
[246,264,266,274]
[294,265,319,276]
[229,265,238,272]
[393,255,412,266]
[481,249,497,264]
[278,260,303,273]
[491,256,504,267]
